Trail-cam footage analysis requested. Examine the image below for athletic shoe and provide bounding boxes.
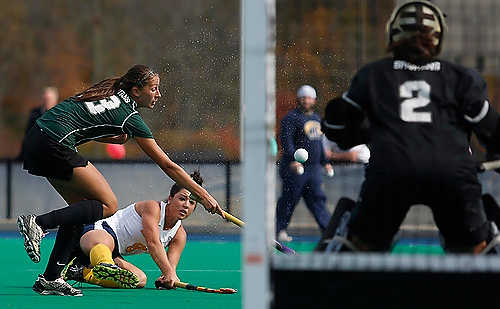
[277,230,293,242]
[32,274,83,296]
[92,263,139,289]
[62,258,85,282]
[17,215,47,263]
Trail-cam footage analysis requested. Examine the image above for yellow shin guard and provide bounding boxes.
[89,243,114,266]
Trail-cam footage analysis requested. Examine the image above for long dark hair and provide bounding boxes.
[73,64,158,102]
[388,31,438,64]
[169,170,204,198]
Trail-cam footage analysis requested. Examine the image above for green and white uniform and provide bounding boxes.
[36,89,153,151]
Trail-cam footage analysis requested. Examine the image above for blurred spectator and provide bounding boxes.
[276,85,332,242]
[17,87,59,160]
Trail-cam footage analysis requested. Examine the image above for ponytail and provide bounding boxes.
[73,64,158,102]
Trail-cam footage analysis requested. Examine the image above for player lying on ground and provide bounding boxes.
[321,0,500,253]
[61,171,203,289]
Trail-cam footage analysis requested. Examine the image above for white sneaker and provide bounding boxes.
[32,274,83,296]
[17,215,47,263]
[277,230,293,242]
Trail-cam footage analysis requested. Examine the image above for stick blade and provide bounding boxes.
[219,288,238,294]
[274,240,296,255]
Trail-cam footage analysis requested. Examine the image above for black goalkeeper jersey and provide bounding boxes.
[344,57,490,179]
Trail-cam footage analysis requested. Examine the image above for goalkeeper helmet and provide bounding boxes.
[386,0,447,55]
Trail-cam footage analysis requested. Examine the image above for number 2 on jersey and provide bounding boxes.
[84,95,121,115]
[399,80,431,123]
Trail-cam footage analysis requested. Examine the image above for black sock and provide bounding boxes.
[35,200,104,230]
[43,225,83,281]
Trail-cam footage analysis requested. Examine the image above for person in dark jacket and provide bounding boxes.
[276,85,333,242]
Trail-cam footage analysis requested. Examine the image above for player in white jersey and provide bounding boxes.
[62,171,202,289]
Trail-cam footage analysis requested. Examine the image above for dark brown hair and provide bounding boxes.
[169,170,204,198]
[388,31,438,64]
[73,64,158,102]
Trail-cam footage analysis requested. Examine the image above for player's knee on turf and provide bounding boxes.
[136,273,147,288]
[113,257,147,288]
[130,268,147,288]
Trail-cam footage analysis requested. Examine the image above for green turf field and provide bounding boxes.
[2,237,242,309]
[1,236,443,309]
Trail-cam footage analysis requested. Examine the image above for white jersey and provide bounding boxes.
[94,201,181,256]
[322,135,370,164]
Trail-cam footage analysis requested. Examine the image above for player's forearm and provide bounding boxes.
[158,159,207,198]
[139,138,207,199]
[328,151,356,162]
[148,241,175,276]
[167,252,180,271]
[166,243,184,271]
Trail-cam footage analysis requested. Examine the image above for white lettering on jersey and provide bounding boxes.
[394,60,441,72]
[84,96,121,115]
[399,80,432,123]
[117,89,131,103]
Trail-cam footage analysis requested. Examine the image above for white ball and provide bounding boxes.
[327,168,334,177]
[296,165,304,175]
[294,148,308,163]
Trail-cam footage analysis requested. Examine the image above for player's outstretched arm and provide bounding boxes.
[135,137,224,217]
[138,200,179,289]
[166,225,187,272]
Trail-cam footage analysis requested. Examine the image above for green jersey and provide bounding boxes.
[36,89,153,150]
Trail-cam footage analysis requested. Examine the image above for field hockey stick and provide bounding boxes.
[220,209,296,255]
[478,160,500,172]
[155,279,237,294]
[192,194,296,255]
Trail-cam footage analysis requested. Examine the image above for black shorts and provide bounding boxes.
[22,124,88,181]
[348,172,490,251]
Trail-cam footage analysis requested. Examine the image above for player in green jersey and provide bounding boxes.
[17,64,224,296]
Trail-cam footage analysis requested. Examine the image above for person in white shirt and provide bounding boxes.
[62,171,203,290]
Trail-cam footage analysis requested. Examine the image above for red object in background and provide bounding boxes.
[106,144,126,159]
